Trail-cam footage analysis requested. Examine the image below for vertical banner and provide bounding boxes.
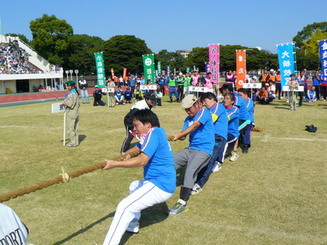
[157,61,162,75]
[94,52,106,87]
[236,50,246,90]
[208,44,220,83]
[277,43,296,90]
[142,54,156,84]
[123,68,128,81]
[186,67,190,73]
[319,40,327,82]
[167,65,171,76]
[110,68,115,79]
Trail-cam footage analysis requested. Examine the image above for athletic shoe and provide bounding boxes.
[126,218,139,233]
[230,151,239,161]
[212,161,222,172]
[242,148,249,153]
[191,183,202,195]
[66,143,76,147]
[169,199,189,216]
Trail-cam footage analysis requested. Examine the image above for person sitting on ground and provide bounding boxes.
[124,86,133,104]
[133,85,144,101]
[115,87,125,105]
[256,87,271,104]
[93,85,105,106]
[305,86,317,103]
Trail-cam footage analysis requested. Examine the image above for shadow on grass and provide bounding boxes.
[79,135,87,144]
[53,212,115,245]
[53,203,170,245]
[120,202,170,244]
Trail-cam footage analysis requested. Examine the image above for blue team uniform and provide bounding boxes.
[137,127,176,193]
[183,108,214,156]
[226,106,240,138]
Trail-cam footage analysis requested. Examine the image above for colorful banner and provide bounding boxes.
[94,52,106,87]
[208,44,220,83]
[186,67,190,73]
[277,43,296,91]
[319,40,327,82]
[157,61,162,75]
[142,54,156,84]
[167,65,171,76]
[236,50,246,90]
[110,68,115,79]
[123,68,128,81]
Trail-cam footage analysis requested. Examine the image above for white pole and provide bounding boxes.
[63,111,66,145]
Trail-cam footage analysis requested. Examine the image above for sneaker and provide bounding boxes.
[126,218,139,233]
[169,200,189,216]
[66,143,76,147]
[230,151,239,161]
[242,148,249,153]
[212,161,222,172]
[191,184,202,195]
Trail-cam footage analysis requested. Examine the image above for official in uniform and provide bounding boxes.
[63,80,80,147]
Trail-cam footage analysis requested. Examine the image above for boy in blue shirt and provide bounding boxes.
[168,94,214,216]
[103,110,175,245]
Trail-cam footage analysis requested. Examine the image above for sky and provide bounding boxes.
[1,0,326,54]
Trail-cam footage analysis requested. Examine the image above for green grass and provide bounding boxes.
[0,97,326,245]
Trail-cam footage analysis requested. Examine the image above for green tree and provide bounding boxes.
[30,14,73,65]
[101,35,152,76]
[186,47,208,72]
[293,22,327,49]
[156,49,186,73]
[5,33,30,44]
[65,34,104,75]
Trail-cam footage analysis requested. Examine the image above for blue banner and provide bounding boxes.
[277,43,296,91]
[319,40,327,83]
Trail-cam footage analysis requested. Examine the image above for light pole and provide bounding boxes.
[69,70,73,81]
[74,69,79,89]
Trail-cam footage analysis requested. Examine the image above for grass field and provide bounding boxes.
[0,96,326,245]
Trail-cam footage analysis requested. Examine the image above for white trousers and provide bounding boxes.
[103,180,173,245]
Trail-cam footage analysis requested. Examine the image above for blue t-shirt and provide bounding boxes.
[115,90,123,99]
[226,106,240,138]
[124,90,133,99]
[183,108,214,156]
[210,103,228,140]
[243,98,255,123]
[136,127,176,194]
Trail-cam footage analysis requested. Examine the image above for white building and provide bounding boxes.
[0,35,64,94]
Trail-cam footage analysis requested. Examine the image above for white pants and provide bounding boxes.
[103,180,173,245]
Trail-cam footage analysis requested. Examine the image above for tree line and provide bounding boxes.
[6,15,327,76]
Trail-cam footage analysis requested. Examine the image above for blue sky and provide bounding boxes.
[1,0,326,54]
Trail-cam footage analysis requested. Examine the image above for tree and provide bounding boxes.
[101,35,152,76]
[65,34,104,75]
[293,22,327,49]
[156,49,186,73]
[30,14,73,65]
[186,47,208,72]
[293,22,327,70]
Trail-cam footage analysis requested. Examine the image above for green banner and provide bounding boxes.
[142,54,156,84]
[157,61,162,75]
[186,67,190,73]
[94,52,106,87]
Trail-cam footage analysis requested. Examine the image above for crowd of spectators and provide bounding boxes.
[0,40,39,74]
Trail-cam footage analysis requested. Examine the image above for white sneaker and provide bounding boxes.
[126,218,139,233]
[212,161,222,172]
[191,183,202,195]
[230,151,239,162]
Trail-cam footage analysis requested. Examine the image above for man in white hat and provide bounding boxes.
[168,94,214,216]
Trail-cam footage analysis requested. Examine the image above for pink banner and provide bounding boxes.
[208,44,220,83]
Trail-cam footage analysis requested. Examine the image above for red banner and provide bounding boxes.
[236,50,246,90]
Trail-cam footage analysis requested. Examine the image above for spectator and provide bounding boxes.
[305,86,317,102]
[124,87,133,104]
[115,87,125,105]
[93,85,105,106]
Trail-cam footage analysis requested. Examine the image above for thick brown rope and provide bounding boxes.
[0,149,140,203]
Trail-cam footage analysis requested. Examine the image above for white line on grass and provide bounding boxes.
[200,222,327,243]
[254,135,327,142]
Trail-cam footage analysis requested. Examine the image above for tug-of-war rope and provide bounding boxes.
[0,149,140,203]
